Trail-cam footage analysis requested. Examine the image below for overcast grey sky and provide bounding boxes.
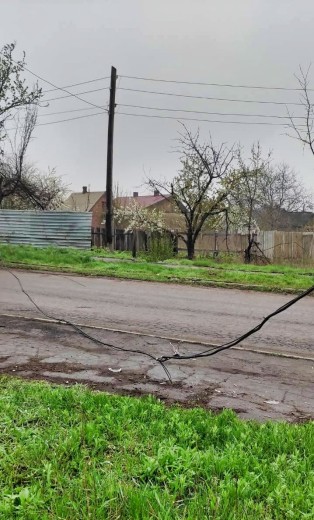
[2,0,314,195]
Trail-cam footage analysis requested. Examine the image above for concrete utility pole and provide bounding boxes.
[105,66,117,246]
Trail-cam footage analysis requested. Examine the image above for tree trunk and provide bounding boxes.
[132,231,137,258]
[186,231,195,260]
[244,233,254,263]
[172,233,178,256]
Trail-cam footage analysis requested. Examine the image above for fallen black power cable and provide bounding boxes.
[2,266,313,380]
[3,267,172,382]
[157,284,314,363]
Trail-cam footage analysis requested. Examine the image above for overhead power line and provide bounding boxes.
[6,108,300,130]
[35,111,107,126]
[37,106,106,117]
[116,111,295,127]
[43,87,109,103]
[12,59,108,112]
[6,106,302,130]
[117,103,306,120]
[5,110,107,131]
[42,76,110,93]
[120,74,313,92]
[117,87,303,106]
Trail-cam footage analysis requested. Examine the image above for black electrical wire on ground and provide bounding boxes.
[157,284,314,363]
[3,267,172,382]
[1,266,313,381]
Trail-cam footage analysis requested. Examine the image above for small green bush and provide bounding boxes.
[146,233,175,262]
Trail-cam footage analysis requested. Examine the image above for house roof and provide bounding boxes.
[115,194,168,208]
[62,191,105,212]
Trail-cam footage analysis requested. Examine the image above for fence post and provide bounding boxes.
[101,228,106,248]
[96,227,100,248]
[91,227,94,248]
[173,233,178,256]
[213,231,219,257]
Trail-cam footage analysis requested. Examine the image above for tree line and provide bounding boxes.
[1,42,313,261]
[131,129,312,260]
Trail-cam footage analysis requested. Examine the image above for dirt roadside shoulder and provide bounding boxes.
[1,315,313,423]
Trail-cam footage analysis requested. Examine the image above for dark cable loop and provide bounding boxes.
[2,265,313,380]
[3,266,172,382]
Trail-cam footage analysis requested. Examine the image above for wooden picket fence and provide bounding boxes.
[91,227,314,263]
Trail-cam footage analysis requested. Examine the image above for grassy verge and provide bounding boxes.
[0,377,313,519]
[0,244,313,293]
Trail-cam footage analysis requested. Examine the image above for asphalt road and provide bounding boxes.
[0,269,313,356]
[0,269,313,422]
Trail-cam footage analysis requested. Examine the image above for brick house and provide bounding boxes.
[114,190,183,230]
[62,186,106,227]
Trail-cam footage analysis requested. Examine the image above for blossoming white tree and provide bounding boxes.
[114,201,165,257]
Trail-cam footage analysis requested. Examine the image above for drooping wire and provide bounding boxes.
[157,284,314,363]
[2,265,313,381]
[3,267,172,382]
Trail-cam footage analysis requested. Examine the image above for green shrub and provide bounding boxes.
[146,233,175,262]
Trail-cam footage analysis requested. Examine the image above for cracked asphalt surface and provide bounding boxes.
[0,269,313,422]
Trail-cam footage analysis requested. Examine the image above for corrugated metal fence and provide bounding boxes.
[0,210,92,249]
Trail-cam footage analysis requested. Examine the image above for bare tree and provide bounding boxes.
[0,44,67,211]
[258,163,312,229]
[147,126,234,259]
[0,105,37,205]
[0,104,68,209]
[288,66,314,160]
[2,165,68,210]
[0,42,41,151]
[229,143,312,260]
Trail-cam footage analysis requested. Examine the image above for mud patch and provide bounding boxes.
[0,315,313,423]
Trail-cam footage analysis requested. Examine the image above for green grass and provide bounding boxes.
[0,377,313,519]
[0,244,313,293]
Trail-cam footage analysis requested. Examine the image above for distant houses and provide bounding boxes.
[62,186,106,227]
[62,186,314,232]
[62,188,182,230]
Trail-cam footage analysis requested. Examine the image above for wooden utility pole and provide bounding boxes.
[105,66,117,246]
